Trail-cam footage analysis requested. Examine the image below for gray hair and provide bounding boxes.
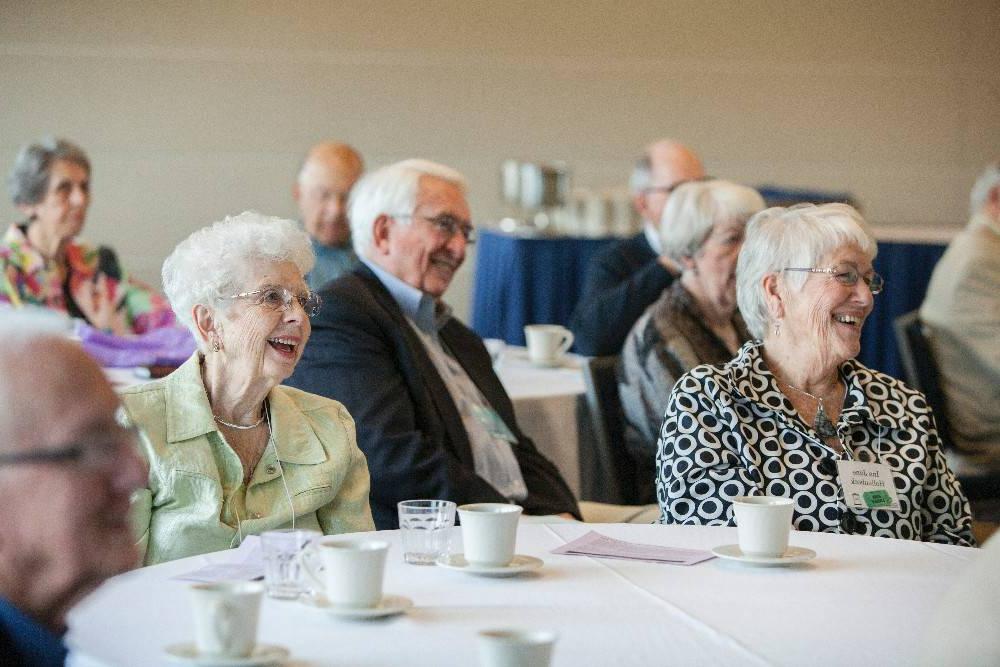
[162,211,315,343]
[349,159,467,258]
[659,180,765,262]
[970,162,1000,218]
[6,137,91,207]
[736,203,878,340]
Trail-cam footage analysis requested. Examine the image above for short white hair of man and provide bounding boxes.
[162,211,314,343]
[348,159,467,259]
[969,161,1000,218]
[736,203,878,340]
[658,180,765,263]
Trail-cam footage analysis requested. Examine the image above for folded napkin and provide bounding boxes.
[552,530,715,566]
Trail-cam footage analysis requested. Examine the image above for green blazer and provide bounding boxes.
[122,354,374,566]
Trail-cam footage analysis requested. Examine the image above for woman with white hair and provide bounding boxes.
[655,203,974,545]
[121,212,374,565]
[1,137,174,334]
[618,180,764,503]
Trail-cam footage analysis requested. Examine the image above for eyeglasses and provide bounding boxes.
[782,264,884,294]
[226,285,322,316]
[0,426,139,473]
[643,175,714,196]
[393,213,476,243]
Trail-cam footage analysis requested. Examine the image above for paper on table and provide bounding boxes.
[551,530,715,566]
[172,535,265,583]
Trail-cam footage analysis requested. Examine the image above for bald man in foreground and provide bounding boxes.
[570,140,705,356]
[293,141,365,290]
[0,315,145,666]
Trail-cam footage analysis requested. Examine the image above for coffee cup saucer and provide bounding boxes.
[163,642,289,666]
[711,544,816,566]
[435,553,544,577]
[300,592,413,619]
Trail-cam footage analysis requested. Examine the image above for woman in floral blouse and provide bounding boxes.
[655,203,975,546]
[1,137,173,334]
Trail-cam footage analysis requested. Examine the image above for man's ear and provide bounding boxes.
[192,304,220,349]
[371,214,394,255]
[762,272,785,321]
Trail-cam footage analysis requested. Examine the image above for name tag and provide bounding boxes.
[836,460,902,512]
[471,405,518,444]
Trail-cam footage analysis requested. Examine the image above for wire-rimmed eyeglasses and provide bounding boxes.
[0,426,140,472]
[392,213,476,243]
[225,285,322,316]
[782,264,884,294]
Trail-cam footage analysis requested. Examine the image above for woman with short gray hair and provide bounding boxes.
[122,211,374,565]
[655,203,974,545]
[1,137,174,334]
[618,180,763,502]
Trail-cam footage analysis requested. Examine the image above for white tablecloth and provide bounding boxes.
[67,523,977,666]
[494,349,586,497]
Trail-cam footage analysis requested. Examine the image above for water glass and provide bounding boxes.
[398,499,457,565]
[261,528,320,599]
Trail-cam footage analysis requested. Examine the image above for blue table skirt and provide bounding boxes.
[471,229,946,380]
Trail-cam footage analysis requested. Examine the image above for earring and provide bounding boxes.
[773,320,782,337]
[211,338,221,353]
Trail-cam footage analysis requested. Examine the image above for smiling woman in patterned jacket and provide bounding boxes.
[655,203,974,546]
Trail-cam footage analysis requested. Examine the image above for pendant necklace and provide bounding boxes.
[780,379,841,440]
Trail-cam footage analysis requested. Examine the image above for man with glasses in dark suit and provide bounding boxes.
[570,139,705,356]
[287,159,579,529]
[0,313,145,666]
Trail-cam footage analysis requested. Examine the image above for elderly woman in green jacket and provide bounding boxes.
[123,211,374,566]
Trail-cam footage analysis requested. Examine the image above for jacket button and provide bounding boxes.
[252,512,262,519]
[266,465,277,475]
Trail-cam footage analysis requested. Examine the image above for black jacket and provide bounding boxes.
[569,232,675,356]
[286,265,580,529]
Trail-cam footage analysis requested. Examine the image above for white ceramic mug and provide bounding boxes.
[302,537,389,608]
[189,581,264,658]
[523,325,574,365]
[458,503,522,566]
[732,495,795,557]
[478,628,557,667]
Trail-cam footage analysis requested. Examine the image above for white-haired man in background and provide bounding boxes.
[293,140,364,290]
[286,159,580,529]
[0,313,145,666]
[921,162,1000,471]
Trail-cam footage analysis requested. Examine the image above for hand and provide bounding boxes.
[72,273,129,336]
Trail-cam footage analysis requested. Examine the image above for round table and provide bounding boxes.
[67,523,977,666]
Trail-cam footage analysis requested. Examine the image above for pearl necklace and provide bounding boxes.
[213,402,267,430]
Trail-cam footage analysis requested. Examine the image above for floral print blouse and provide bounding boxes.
[656,341,975,546]
[0,224,174,334]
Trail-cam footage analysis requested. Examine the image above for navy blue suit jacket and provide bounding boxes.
[286,265,580,529]
[569,232,675,356]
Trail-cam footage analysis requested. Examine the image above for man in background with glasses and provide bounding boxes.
[287,159,579,529]
[293,140,364,291]
[0,312,145,665]
[921,162,1000,476]
[570,139,705,356]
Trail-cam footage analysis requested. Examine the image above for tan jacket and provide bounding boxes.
[122,354,374,566]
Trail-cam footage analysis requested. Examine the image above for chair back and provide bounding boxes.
[892,310,954,449]
[580,355,642,504]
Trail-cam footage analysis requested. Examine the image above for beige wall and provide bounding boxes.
[2,1,998,320]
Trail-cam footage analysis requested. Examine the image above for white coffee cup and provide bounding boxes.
[524,325,573,366]
[478,628,557,667]
[302,537,389,608]
[732,495,795,557]
[189,581,264,658]
[458,503,522,566]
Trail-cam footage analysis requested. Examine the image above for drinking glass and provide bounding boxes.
[398,499,457,565]
[261,529,320,599]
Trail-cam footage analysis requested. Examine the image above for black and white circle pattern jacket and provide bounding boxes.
[655,341,975,546]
